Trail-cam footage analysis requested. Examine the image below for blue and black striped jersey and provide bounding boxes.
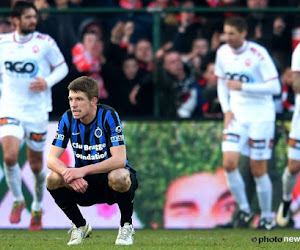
[52,104,131,169]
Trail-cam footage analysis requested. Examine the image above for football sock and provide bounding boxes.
[225,169,250,213]
[31,169,46,211]
[4,163,24,202]
[48,187,86,228]
[282,167,297,202]
[255,173,272,220]
[117,179,136,227]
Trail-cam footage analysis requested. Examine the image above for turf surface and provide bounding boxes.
[1,229,300,249]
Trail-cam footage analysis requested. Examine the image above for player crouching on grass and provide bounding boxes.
[46,76,138,245]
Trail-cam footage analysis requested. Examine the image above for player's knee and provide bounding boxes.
[251,168,264,178]
[288,160,300,174]
[3,153,18,166]
[108,169,131,193]
[46,171,63,190]
[223,161,237,172]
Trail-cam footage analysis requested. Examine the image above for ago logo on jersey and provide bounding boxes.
[4,59,39,78]
[225,71,255,83]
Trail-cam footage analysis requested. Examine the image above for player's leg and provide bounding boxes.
[277,150,300,226]
[277,110,300,226]
[249,121,274,230]
[222,122,252,227]
[24,121,47,231]
[250,159,273,229]
[108,168,137,245]
[26,148,45,231]
[47,171,92,245]
[0,120,25,224]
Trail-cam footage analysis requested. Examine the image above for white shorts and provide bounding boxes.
[288,109,300,161]
[222,120,275,160]
[0,117,48,152]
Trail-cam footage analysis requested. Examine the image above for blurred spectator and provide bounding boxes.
[102,21,153,116]
[37,0,78,65]
[78,17,104,41]
[281,67,295,114]
[200,61,222,118]
[34,0,50,21]
[0,17,15,34]
[72,30,109,102]
[134,38,154,73]
[117,0,153,43]
[105,21,135,65]
[106,55,144,116]
[159,50,197,118]
[181,37,210,80]
[131,38,154,115]
[148,0,178,8]
[245,0,292,73]
[172,0,208,54]
[148,0,179,61]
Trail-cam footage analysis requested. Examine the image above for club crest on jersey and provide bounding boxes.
[245,58,251,67]
[115,126,122,133]
[94,127,103,138]
[32,45,39,53]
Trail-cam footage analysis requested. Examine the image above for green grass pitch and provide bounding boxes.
[1,229,300,249]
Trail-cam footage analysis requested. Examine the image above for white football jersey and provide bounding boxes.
[215,41,280,122]
[0,31,66,122]
[291,43,300,109]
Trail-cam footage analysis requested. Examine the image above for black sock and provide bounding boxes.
[117,180,136,227]
[48,187,86,228]
[283,199,292,217]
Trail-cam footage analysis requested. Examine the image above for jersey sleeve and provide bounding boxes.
[292,44,300,71]
[104,110,126,147]
[214,48,225,78]
[45,35,66,67]
[258,47,279,81]
[52,112,71,148]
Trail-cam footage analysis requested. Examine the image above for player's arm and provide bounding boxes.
[48,145,88,193]
[29,62,68,93]
[217,77,234,129]
[292,71,300,94]
[44,61,69,88]
[47,145,68,175]
[237,77,281,95]
[39,35,69,89]
[62,145,127,183]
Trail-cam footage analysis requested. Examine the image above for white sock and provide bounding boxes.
[255,173,272,220]
[4,163,24,202]
[225,169,250,213]
[31,169,46,211]
[282,167,298,202]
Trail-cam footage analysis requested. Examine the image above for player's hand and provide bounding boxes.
[224,111,234,129]
[69,178,88,193]
[226,80,242,91]
[29,77,47,93]
[62,167,85,184]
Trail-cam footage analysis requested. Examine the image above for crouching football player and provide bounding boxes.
[47,76,138,245]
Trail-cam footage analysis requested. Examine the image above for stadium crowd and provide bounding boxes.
[0,0,298,119]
